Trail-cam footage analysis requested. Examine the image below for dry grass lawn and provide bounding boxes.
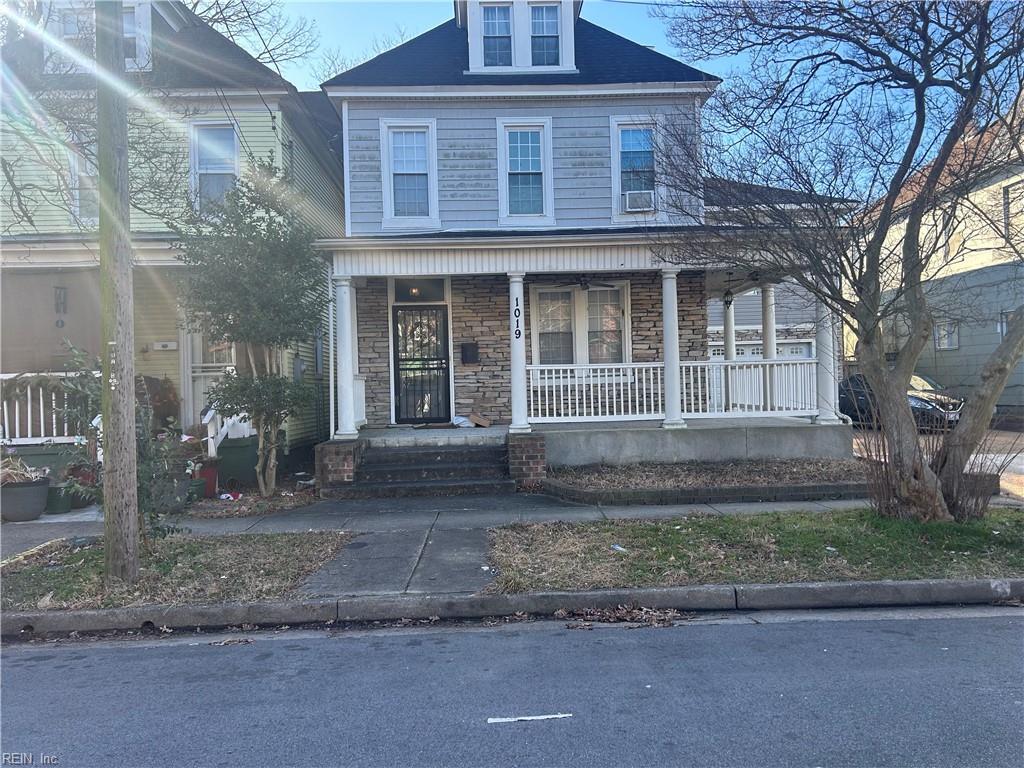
[1,532,350,611]
[549,458,866,490]
[490,508,1024,593]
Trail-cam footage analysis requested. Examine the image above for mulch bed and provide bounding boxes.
[187,488,318,519]
[549,458,867,491]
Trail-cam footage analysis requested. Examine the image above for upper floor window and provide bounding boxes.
[934,321,959,351]
[380,119,439,229]
[482,5,512,66]
[192,123,238,213]
[497,118,553,226]
[48,2,150,72]
[68,150,98,224]
[530,5,559,66]
[619,126,655,213]
[1004,181,1022,243]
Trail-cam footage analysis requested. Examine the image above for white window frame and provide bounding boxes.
[1003,181,1022,242]
[999,311,1014,338]
[496,117,554,227]
[481,3,513,67]
[934,321,960,351]
[68,150,99,226]
[529,281,632,367]
[44,0,152,73]
[529,3,561,67]
[466,0,576,73]
[610,116,669,225]
[189,119,241,213]
[379,119,440,230]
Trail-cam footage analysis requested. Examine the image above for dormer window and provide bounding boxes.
[482,5,512,66]
[531,5,559,66]
[46,1,152,72]
[466,0,576,73]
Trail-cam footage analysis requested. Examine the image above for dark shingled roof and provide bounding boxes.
[704,177,840,207]
[322,17,718,88]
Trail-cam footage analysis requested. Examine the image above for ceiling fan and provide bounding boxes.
[552,276,617,291]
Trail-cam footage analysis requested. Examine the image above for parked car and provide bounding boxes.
[838,373,965,430]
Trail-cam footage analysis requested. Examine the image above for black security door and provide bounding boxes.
[393,305,451,423]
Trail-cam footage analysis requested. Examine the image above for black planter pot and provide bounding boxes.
[1,478,51,522]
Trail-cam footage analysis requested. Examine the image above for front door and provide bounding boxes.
[393,305,451,423]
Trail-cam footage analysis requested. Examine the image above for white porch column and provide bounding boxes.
[761,285,777,410]
[761,285,777,359]
[661,268,686,428]
[723,296,737,360]
[814,298,841,424]
[333,275,358,439]
[508,272,531,433]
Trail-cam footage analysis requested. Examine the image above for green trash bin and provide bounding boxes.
[216,436,259,491]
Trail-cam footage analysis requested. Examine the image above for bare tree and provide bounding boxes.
[310,26,408,86]
[185,0,317,67]
[653,0,1024,521]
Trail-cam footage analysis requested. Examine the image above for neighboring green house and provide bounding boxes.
[0,0,343,455]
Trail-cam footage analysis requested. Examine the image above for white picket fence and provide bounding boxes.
[526,360,818,423]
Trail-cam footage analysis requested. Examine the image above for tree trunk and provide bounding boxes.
[934,305,1024,516]
[254,415,268,497]
[857,332,951,522]
[97,0,140,584]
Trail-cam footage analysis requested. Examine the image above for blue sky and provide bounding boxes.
[278,0,730,89]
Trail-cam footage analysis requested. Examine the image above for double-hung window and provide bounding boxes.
[59,9,93,60]
[532,284,630,366]
[390,130,429,217]
[122,7,137,60]
[531,5,560,66]
[482,5,512,66]
[498,119,553,225]
[381,120,438,228]
[1004,181,1022,243]
[617,124,656,214]
[69,151,98,224]
[934,321,959,351]
[193,124,238,213]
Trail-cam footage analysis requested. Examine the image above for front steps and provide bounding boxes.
[323,441,515,498]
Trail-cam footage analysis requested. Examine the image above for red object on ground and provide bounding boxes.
[198,465,218,499]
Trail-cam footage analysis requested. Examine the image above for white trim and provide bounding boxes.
[324,83,718,100]
[609,115,671,225]
[67,150,98,226]
[379,118,441,231]
[189,119,241,210]
[466,0,576,74]
[528,280,632,366]
[43,0,153,74]
[385,277,455,425]
[496,117,555,227]
[341,100,352,238]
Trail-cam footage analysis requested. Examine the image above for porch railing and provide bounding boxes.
[681,360,818,417]
[527,363,664,422]
[0,372,83,444]
[526,360,818,422]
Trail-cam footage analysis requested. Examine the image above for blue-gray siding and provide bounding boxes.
[345,97,699,233]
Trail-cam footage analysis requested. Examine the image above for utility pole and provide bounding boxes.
[95,0,139,583]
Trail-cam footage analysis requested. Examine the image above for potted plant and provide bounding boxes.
[1,454,51,522]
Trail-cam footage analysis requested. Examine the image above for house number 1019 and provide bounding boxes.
[513,297,522,339]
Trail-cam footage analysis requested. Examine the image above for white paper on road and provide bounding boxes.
[487,713,573,724]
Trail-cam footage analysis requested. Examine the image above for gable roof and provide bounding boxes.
[0,1,290,92]
[322,17,718,89]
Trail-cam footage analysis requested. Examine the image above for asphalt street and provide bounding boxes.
[2,607,1021,767]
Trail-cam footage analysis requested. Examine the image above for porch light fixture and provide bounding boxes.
[723,289,734,308]
[408,286,421,297]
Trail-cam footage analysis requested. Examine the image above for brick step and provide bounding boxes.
[356,461,509,483]
[359,446,508,468]
[322,478,517,499]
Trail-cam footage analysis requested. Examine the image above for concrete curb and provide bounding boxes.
[3,578,1022,638]
[540,478,870,506]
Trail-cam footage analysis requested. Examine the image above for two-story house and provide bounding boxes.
[0,1,343,463]
[315,0,851,493]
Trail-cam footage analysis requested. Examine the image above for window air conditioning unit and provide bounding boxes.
[624,190,655,212]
